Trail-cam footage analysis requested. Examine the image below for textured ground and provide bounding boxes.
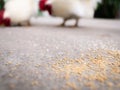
[0,18,120,90]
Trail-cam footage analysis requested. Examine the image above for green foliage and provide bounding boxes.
[95,0,120,18]
[0,0,4,10]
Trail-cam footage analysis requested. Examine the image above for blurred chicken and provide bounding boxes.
[39,0,101,26]
[0,0,36,26]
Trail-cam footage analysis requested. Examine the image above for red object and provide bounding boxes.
[39,0,47,10]
[3,18,11,26]
[0,9,4,25]
[0,9,11,26]
[39,0,52,15]
[45,4,52,15]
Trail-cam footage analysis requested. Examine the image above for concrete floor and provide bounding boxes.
[0,18,120,90]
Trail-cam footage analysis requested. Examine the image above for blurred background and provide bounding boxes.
[0,0,120,19]
[94,0,120,19]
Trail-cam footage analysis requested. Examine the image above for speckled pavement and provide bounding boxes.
[0,18,120,90]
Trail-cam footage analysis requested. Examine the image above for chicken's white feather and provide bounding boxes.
[48,0,101,19]
[4,0,36,25]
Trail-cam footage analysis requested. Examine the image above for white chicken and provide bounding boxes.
[3,0,37,26]
[39,0,101,26]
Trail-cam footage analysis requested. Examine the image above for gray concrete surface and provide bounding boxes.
[0,18,120,90]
